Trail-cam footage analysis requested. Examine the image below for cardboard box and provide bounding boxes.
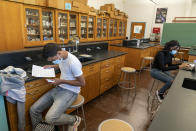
[88,11,97,16]
[47,0,57,8]
[90,7,96,12]
[37,0,47,6]
[57,0,65,10]
[9,0,24,3]
[23,0,36,5]
[105,4,115,11]
[72,1,80,8]
[100,6,111,12]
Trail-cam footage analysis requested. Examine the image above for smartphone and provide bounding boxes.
[46,79,55,83]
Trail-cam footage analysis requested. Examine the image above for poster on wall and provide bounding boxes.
[134,25,143,34]
[155,8,168,24]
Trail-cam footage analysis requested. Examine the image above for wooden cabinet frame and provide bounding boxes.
[87,15,96,41]
[95,16,103,41]
[102,17,109,40]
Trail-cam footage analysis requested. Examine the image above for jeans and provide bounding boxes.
[30,87,78,129]
[150,68,174,94]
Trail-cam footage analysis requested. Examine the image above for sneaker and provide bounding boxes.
[67,116,81,131]
[156,90,164,103]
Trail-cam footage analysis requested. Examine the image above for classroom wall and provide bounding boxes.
[123,0,187,39]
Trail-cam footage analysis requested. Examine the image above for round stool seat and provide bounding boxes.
[121,67,136,73]
[98,119,134,131]
[178,52,184,55]
[144,56,154,60]
[69,95,84,108]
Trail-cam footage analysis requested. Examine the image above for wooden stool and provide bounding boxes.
[172,57,180,64]
[139,56,154,79]
[118,67,137,104]
[178,52,184,61]
[98,119,134,131]
[66,95,86,131]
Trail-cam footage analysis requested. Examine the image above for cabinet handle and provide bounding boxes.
[105,70,109,73]
[105,64,110,67]
[26,85,33,88]
[105,79,110,81]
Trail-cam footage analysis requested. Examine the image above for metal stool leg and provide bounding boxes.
[139,59,145,79]
[81,105,87,130]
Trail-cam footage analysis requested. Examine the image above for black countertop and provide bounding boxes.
[110,43,160,49]
[25,50,126,83]
[148,69,196,131]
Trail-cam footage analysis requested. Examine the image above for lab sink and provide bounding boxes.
[78,56,94,63]
[182,78,196,91]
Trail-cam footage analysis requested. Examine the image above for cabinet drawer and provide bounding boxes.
[25,79,47,90]
[100,80,113,94]
[101,66,114,84]
[101,59,114,69]
[83,63,100,76]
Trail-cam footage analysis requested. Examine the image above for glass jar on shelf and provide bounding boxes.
[97,18,102,38]
[25,8,40,41]
[58,13,68,40]
[42,11,54,41]
[103,19,107,38]
[69,14,77,39]
[109,19,114,37]
[88,16,94,39]
[80,16,87,39]
[113,20,117,37]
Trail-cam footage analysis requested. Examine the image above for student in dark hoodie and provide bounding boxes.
[151,40,189,102]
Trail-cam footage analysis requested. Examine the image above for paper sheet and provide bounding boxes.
[32,65,55,78]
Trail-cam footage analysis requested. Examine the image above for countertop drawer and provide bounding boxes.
[101,66,114,84]
[100,59,114,69]
[83,62,100,77]
[25,79,48,90]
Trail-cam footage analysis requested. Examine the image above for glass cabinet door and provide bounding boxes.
[58,12,68,41]
[25,8,41,42]
[113,20,118,37]
[103,18,107,38]
[42,10,54,41]
[97,18,102,38]
[122,22,126,36]
[109,19,114,37]
[88,16,94,39]
[119,21,122,36]
[69,14,77,39]
[80,16,87,39]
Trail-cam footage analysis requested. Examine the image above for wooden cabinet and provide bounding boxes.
[82,63,100,102]
[122,20,127,38]
[188,55,196,62]
[24,6,55,47]
[96,17,102,40]
[69,13,78,40]
[55,10,69,43]
[113,19,118,37]
[0,1,24,51]
[42,9,55,43]
[100,59,115,94]
[88,16,95,41]
[79,14,88,41]
[24,6,42,46]
[102,18,108,40]
[109,19,114,39]
[119,21,123,37]
[113,55,125,85]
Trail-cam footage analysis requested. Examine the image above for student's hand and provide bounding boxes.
[51,78,63,86]
[179,63,190,69]
[43,65,53,69]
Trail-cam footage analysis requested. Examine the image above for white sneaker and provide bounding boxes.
[67,116,81,131]
[156,90,163,103]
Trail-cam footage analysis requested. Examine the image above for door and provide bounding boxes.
[130,22,145,39]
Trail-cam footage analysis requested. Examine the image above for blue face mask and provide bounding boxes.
[171,50,177,55]
[52,56,63,65]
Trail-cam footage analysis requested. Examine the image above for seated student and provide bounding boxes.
[151,40,189,102]
[30,43,85,131]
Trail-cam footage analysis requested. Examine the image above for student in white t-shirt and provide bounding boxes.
[30,43,85,131]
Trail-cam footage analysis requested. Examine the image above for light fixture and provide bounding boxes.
[149,0,158,5]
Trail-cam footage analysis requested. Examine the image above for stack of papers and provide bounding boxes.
[32,65,55,78]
